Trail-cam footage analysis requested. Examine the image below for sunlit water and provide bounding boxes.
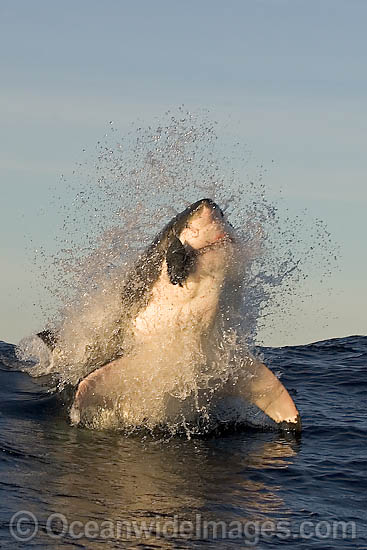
[1,336,366,549]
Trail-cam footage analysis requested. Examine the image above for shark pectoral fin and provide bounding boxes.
[70,358,126,425]
[166,236,196,286]
[234,361,301,431]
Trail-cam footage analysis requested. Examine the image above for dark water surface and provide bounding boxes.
[0,336,366,549]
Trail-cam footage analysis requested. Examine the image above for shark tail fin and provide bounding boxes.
[37,330,57,350]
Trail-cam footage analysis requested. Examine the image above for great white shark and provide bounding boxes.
[38,199,301,432]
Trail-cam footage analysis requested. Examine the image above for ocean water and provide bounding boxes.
[0,335,365,549]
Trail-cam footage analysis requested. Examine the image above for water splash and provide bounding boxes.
[18,109,337,434]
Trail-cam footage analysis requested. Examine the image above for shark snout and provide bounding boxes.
[179,200,233,250]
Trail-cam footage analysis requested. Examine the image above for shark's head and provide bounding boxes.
[157,198,235,287]
[173,198,233,251]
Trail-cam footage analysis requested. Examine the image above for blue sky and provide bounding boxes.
[0,0,366,345]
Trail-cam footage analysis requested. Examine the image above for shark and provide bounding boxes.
[37,199,301,432]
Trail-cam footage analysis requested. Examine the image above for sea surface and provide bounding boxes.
[0,336,366,549]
